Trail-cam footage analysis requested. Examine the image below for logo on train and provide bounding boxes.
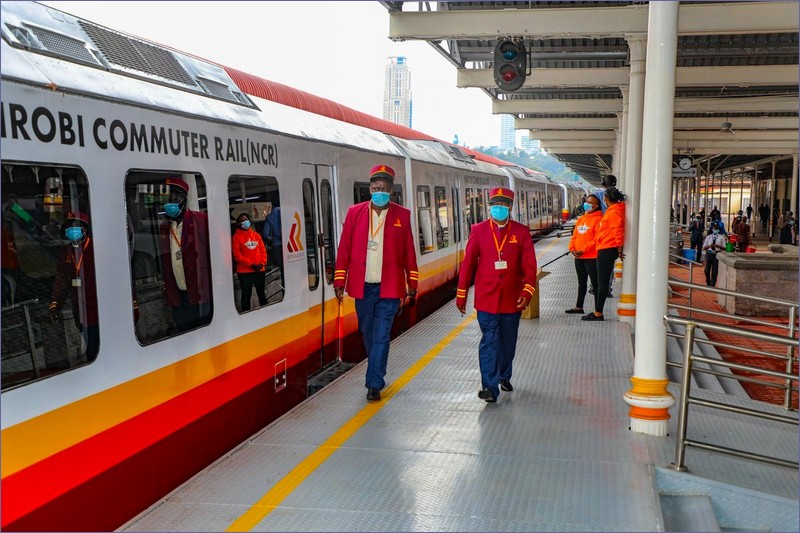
[286,212,305,263]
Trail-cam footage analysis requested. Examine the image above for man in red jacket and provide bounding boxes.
[333,165,418,402]
[158,177,213,333]
[456,187,537,403]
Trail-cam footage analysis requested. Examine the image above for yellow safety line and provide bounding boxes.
[226,312,477,532]
[227,233,563,531]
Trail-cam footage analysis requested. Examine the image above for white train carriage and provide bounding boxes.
[0,3,525,530]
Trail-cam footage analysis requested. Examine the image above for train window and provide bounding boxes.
[124,172,213,346]
[465,188,475,232]
[451,186,461,244]
[1,163,99,390]
[434,186,449,249]
[227,176,284,314]
[320,180,337,285]
[416,185,435,254]
[302,179,320,290]
[517,190,527,225]
[476,189,486,223]
[354,181,404,206]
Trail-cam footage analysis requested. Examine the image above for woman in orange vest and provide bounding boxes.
[232,212,268,311]
[565,194,602,314]
[583,187,626,321]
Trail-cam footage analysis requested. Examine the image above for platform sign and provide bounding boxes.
[672,156,697,178]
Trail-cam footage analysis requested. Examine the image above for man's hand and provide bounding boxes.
[406,289,417,306]
[334,287,344,302]
[456,301,466,315]
[571,250,583,258]
[516,295,530,310]
[252,263,263,271]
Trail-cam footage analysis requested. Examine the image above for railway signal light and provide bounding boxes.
[493,39,527,92]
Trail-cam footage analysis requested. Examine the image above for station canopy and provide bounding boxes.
[382,1,799,186]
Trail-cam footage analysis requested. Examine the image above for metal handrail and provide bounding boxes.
[664,315,799,472]
[667,278,799,407]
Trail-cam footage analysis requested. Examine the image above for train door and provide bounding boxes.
[451,178,463,273]
[300,163,338,372]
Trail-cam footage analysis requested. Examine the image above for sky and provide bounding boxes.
[39,1,502,148]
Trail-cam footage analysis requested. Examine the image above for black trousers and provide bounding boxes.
[594,248,619,314]
[574,258,598,309]
[238,270,267,311]
[690,238,702,261]
[704,252,719,286]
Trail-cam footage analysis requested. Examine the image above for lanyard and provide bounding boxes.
[170,223,182,249]
[72,237,90,277]
[491,220,509,259]
[370,208,386,239]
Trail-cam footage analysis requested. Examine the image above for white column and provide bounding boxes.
[624,1,678,436]
[791,155,798,216]
[769,161,777,241]
[617,34,647,329]
[619,87,629,191]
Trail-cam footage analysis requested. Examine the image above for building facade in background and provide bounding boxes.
[383,56,412,128]
[500,114,515,151]
[520,135,540,153]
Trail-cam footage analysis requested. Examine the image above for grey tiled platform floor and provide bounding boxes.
[121,234,798,532]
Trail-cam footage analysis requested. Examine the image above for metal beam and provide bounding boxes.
[680,146,798,155]
[389,2,798,41]
[530,130,618,140]
[541,141,616,149]
[458,65,798,89]
[674,141,799,152]
[515,116,800,131]
[495,96,798,115]
[515,117,619,130]
[542,147,614,155]
[494,99,622,114]
[673,130,798,142]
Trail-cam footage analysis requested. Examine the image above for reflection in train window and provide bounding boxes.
[1,163,98,390]
[124,172,213,346]
[476,188,486,223]
[354,181,404,206]
[434,186,449,249]
[465,188,475,232]
[319,180,337,285]
[228,176,284,314]
[302,179,319,290]
[517,190,528,225]
[416,185,435,254]
[451,186,461,244]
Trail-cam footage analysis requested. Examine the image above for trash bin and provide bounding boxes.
[725,242,735,252]
[746,245,757,253]
[681,249,696,262]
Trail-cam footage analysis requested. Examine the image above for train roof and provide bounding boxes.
[0,2,524,174]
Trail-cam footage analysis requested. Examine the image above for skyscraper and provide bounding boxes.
[383,56,412,128]
[500,114,516,151]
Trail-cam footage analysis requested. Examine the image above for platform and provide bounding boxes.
[120,231,798,532]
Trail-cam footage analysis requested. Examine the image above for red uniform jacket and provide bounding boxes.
[51,238,98,326]
[595,202,625,251]
[231,227,267,273]
[568,209,603,259]
[456,219,537,314]
[159,210,212,306]
[333,202,418,299]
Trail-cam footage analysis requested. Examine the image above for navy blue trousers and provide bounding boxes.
[355,283,400,391]
[476,310,521,398]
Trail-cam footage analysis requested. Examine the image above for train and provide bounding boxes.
[0,3,572,530]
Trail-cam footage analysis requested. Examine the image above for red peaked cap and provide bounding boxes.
[165,177,190,193]
[370,164,395,184]
[64,211,89,225]
[489,187,514,204]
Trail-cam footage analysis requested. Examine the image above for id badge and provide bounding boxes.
[367,240,379,251]
[72,278,82,287]
[175,250,182,260]
[494,260,508,270]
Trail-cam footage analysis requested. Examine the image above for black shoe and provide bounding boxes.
[500,380,513,392]
[581,313,604,321]
[565,308,584,314]
[366,388,381,402]
[478,388,497,403]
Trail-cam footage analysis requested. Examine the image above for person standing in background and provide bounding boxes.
[702,221,727,286]
[689,214,705,262]
[262,205,283,273]
[158,177,213,333]
[333,165,418,403]
[583,187,625,322]
[232,212,267,311]
[456,187,537,403]
[565,194,602,315]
